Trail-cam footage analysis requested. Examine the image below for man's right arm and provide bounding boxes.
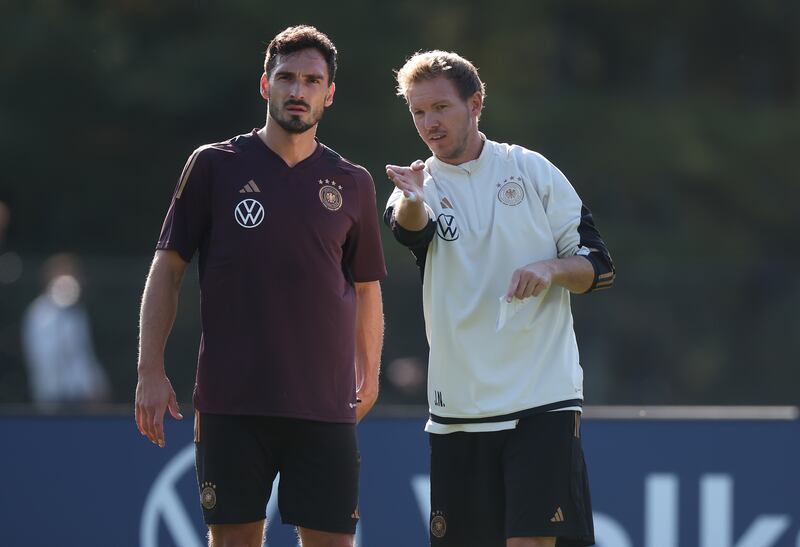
[391,193,429,231]
[386,160,429,231]
[135,249,188,448]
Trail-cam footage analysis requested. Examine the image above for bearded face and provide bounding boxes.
[264,49,334,135]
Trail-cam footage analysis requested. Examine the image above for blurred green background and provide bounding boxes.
[1,0,798,409]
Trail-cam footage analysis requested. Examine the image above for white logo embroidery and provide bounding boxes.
[234,199,264,228]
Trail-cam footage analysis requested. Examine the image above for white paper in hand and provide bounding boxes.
[496,296,529,332]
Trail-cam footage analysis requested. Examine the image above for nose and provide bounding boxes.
[288,80,304,99]
[424,113,440,131]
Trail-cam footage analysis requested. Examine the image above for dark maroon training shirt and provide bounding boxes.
[157,130,387,422]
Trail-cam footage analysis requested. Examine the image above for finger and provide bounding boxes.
[387,172,417,196]
[411,159,425,171]
[386,165,410,176]
[138,403,150,439]
[505,270,522,302]
[168,391,183,420]
[144,404,161,446]
[386,168,406,184]
[386,168,408,186]
[152,409,165,448]
[143,406,158,444]
[531,279,549,297]
[516,276,532,300]
[136,404,149,437]
[521,278,538,299]
[135,403,143,435]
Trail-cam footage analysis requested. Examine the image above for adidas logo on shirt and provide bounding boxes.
[239,180,261,193]
[440,197,454,209]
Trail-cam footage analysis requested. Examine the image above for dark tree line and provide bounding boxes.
[1,0,798,406]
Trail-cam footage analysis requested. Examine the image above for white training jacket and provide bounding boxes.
[385,136,614,434]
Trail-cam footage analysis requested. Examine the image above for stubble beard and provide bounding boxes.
[433,129,471,163]
[269,100,324,134]
[430,110,472,162]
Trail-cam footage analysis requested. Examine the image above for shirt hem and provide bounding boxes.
[193,405,356,424]
[429,398,583,424]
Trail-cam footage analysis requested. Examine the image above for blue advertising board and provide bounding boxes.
[2,414,799,546]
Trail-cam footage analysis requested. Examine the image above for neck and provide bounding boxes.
[258,116,319,167]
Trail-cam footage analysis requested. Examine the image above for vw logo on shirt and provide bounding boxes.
[436,213,459,241]
[234,199,264,228]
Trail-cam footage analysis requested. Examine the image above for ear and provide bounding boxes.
[324,82,335,108]
[469,91,483,117]
[260,73,269,101]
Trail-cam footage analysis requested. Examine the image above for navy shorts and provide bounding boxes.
[194,412,360,534]
[429,411,594,546]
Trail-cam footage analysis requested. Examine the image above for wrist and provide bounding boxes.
[137,359,166,377]
[543,258,560,279]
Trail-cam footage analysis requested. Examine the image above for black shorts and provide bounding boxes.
[194,412,360,534]
[429,411,594,547]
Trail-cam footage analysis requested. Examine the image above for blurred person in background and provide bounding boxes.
[135,25,385,547]
[385,356,426,401]
[0,200,26,403]
[21,253,110,410]
[0,201,23,286]
[385,51,614,547]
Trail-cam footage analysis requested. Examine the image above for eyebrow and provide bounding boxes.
[410,99,450,111]
[274,70,326,80]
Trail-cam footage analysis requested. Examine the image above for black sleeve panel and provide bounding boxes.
[577,205,616,293]
[383,205,437,281]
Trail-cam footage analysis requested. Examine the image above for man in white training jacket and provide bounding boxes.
[384,50,615,547]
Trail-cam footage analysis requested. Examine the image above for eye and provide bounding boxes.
[412,110,424,117]
[436,104,447,111]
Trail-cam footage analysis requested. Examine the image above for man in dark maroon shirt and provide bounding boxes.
[135,26,386,547]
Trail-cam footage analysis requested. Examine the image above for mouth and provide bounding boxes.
[285,103,309,114]
[428,133,446,143]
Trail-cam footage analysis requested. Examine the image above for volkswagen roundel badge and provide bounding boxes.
[436,213,459,241]
[234,199,264,228]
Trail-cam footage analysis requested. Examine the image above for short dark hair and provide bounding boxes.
[396,50,486,103]
[264,25,338,83]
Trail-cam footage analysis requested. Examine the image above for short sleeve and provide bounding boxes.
[342,168,388,282]
[156,147,213,262]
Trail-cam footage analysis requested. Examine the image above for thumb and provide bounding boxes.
[168,391,183,420]
[411,159,425,171]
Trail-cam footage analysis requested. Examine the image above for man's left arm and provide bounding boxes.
[505,255,595,301]
[507,157,615,300]
[354,280,384,422]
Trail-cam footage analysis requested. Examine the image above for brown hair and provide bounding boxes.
[395,50,486,102]
[264,25,338,83]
